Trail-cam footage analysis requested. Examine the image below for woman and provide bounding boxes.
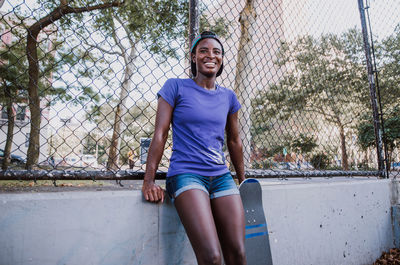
[142,31,246,265]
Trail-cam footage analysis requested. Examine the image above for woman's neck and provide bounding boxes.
[193,76,216,90]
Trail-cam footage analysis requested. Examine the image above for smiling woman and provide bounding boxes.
[141,31,247,265]
[190,31,225,80]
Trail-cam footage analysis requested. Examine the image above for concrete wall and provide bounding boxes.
[264,178,396,265]
[0,178,398,265]
[393,205,400,248]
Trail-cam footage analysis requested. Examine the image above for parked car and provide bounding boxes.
[0,149,26,165]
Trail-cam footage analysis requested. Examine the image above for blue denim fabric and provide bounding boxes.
[166,172,239,202]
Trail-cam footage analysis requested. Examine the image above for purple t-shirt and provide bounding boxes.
[157,78,241,177]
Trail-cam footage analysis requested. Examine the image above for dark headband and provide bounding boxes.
[190,31,225,55]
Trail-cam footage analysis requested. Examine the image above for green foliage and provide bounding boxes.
[200,16,230,38]
[256,29,368,125]
[310,153,330,170]
[357,108,400,152]
[356,120,375,151]
[376,24,400,110]
[0,44,28,103]
[0,25,55,104]
[84,99,158,164]
[62,0,189,67]
[384,112,400,150]
[0,14,101,106]
[251,29,372,170]
[291,134,317,154]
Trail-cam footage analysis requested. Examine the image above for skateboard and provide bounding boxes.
[239,178,273,265]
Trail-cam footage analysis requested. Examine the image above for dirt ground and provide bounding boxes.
[0,179,155,193]
[373,248,400,265]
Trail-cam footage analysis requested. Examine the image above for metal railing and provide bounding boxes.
[0,0,399,181]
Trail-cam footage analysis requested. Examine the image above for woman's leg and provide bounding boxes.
[211,194,246,265]
[174,189,223,265]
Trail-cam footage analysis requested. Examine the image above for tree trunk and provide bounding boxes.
[339,124,349,170]
[106,43,136,170]
[24,1,122,169]
[234,0,257,169]
[26,29,41,169]
[387,148,392,171]
[2,86,15,170]
[107,103,122,169]
[364,149,368,167]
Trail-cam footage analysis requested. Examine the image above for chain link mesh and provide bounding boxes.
[0,0,399,179]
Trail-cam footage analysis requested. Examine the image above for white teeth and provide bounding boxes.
[205,63,216,66]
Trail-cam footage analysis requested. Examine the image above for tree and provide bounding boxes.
[357,110,400,169]
[0,17,61,169]
[252,29,370,170]
[0,38,27,169]
[356,25,400,170]
[376,24,400,111]
[234,0,257,169]
[24,0,123,169]
[70,1,228,170]
[77,0,188,170]
[291,133,317,157]
[85,99,158,166]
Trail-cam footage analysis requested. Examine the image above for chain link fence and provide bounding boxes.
[0,0,399,180]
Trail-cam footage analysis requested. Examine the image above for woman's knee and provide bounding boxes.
[198,249,222,265]
[233,245,246,263]
[224,243,246,265]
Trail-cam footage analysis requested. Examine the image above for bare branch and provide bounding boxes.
[109,17,129,64]
[28,1,124,37]
[114,15,136,47]
[85,41,122,56]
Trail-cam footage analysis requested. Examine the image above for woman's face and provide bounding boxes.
[192,38,223,78]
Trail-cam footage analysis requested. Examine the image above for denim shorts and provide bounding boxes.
[166,172,239,202]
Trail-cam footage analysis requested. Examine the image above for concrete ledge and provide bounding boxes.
[0,178,397,265]
[0,190,195,265]
[260,178,394,265]
[393,205,400,248]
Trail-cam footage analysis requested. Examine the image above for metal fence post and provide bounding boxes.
[357,0,385,177]
[189,0,199,78]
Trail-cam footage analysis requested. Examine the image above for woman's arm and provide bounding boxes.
[142,97,173,203]
[226,111,245,184]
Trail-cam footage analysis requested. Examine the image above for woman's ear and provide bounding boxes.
[191,53,196,63]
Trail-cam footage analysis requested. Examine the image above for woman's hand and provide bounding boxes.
[141,97,172,204]
[142,179,165,203]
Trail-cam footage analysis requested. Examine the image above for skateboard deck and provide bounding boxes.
[239,178,273,265]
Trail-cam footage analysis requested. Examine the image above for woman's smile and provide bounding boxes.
[204,62,217,67]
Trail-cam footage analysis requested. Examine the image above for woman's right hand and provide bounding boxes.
[141,98,172,204]
[142,179,165,203]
